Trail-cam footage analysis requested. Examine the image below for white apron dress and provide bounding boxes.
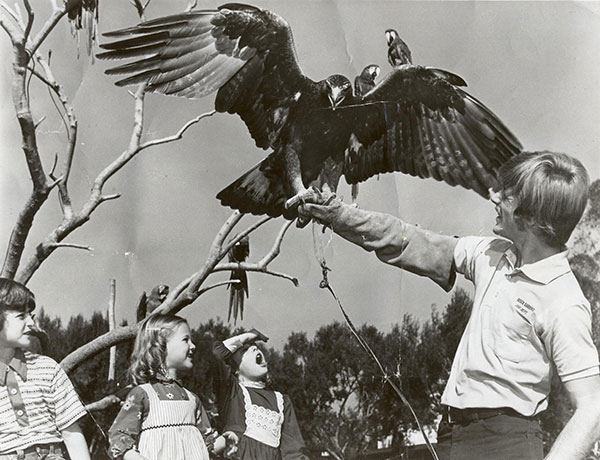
[138,383,210,460]
[239,383,284,447]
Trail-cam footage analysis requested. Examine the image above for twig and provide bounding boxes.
[221,215,272,257]
[33,55,77,217]
[196,279,240,296]
[108,279,117,381]
[29,0,73,56]
[22,0,33,43]
[99,193,122,203]
[48,242,93,251]
[158,216,296,315]
[138,110,216,150]
[0,2,22,33]
[213,219,297,286]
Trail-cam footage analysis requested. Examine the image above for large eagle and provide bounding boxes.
[98,3,522,219]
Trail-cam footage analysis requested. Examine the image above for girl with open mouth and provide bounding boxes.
[213,329,310,460]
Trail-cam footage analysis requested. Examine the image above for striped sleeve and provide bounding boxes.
[49,360,87,430]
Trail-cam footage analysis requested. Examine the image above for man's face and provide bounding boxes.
[490,188,523,242]
[238,344,268,381]
[0,310,36,349]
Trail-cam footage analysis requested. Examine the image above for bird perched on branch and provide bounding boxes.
[99,4,522,220]
[352,64,381,203]
[66,0,99,55]
[227,236,250,323]
[136,284,169,321]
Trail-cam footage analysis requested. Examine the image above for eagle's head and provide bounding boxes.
[325,74,352,110]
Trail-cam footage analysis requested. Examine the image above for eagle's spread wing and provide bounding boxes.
[343,66,522,197]
[98,3,313,150]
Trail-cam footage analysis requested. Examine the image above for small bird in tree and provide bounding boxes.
[385,29,412,67]
[99,4,522,222]
[227,236,250,323]
[65,0,99,54]
[354,64,380,98]
[352,64,381,203]
[136,284,169,321]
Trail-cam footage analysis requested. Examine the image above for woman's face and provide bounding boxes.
[238,344,268,381]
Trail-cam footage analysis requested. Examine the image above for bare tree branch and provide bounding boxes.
[86,394,121,412]
[138,110,216,150]
[0,1,74,278]
[33,55,78,218]
[60,216,298,373]
[28,0,76,56]
[61,323,138,374]
[196,279,240,296]
[48,242,93,251]
[22,0,33,43]
[0,3,23,36]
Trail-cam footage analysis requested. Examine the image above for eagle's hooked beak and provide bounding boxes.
[328,86,346,110]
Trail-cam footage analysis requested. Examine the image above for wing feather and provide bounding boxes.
[99,4,313,151]
[344,65,522,196]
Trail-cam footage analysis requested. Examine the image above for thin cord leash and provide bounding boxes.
[312,225,440,460]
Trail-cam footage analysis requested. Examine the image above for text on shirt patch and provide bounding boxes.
[515,298,535,319]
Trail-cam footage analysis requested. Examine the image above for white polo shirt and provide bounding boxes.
[441,236,600,416]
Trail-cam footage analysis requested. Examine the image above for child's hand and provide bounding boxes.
[123,449,149,460]
[222,431,239,458]
[249,328,269,343]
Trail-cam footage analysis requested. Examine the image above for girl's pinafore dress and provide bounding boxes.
[236,383,285,459]
[137,383,210,460]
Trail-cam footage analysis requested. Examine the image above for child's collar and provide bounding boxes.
[239,380,266,389]
[154,372,183,386]
[0,349,27,385]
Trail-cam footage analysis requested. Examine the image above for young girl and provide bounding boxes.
[109,314,234,460]
[212,330,310,460]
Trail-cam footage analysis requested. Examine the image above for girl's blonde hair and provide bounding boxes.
[129,314,188,384]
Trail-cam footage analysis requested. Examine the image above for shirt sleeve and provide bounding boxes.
[193,393,218,452]
[544,302,600,382]
[453,236,496,281]
[108,386,149,459]
[49,359,87,431]
[280,395,311,460]
[212,341,242,432]
[323,201,458,291]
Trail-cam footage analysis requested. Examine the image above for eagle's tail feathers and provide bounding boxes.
[217,154,293,219]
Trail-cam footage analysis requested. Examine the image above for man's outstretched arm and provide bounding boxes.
[300,195,458,291]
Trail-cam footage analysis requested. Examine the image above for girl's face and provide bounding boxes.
[238,344,268,382]
[164,322,195,377]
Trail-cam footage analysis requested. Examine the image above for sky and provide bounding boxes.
[1,1,599,349]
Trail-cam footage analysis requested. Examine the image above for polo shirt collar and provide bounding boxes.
[504,246,570,284]
[0,349,27,385]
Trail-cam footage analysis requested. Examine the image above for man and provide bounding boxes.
[299,151,600,460]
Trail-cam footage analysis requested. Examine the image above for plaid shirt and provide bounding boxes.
[0,349,86,454]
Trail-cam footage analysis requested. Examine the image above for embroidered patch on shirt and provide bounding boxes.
[515,297,535,321]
